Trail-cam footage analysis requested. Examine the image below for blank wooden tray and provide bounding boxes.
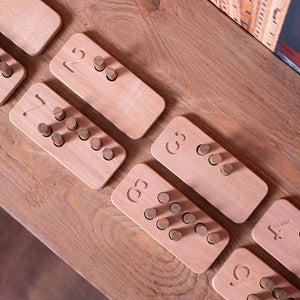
[111,163,230,273]
[9,83,126,189]
[0,0,62,56]
[151,116,268,223]
[0,48,26,105]
[50,33,165,139]
[252,199,300,278]
[212,248,300,300]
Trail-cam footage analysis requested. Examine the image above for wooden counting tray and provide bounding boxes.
[9,83,126,189]
[212,248,300,300]
[252,199,300,278]
[151,116,268,223]
[0,48,26,105]
[111,163,230,273]
[49,33,165,139]
[0,0,62,56]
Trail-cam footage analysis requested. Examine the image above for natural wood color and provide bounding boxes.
[151,116,269,223]
[169,202,182,214]
[207,233,221,245]
[105,67,117,81]
[247,295,261,300]
[156,218,170,230]
[260,277,276,291]
[252,199,300,278]
[169,229,182,241]
[221,163,233,176]
[0,61,13,77]
[9,82,126,189]
[196,144,210,155]
[38,123,52,137]
[157,191,170,204]
[194,223,208,236]
[93,56,106,71]
[53,107,66,121]
[182,212,196,224]
[51,133,65,147]
[272,288,288,300]
[212,248,299,300]
[111,164,230,273]
[0,0,62,56]
[90,137,102,151]
[102,148,114,161]
[78,127,90,140]
[1,0,300,298]
[50,33,165,139]
[66,117,78,131]
[144,208,157,220]
[208,153,222,165]
[0,47,26,105]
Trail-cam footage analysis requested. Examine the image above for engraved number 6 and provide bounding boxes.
[127,179,148,202]
[230,264,251,286]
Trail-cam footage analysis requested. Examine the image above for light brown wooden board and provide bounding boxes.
[111,163,230,273]
[9,82,126,189]
[1,0,300,299]
[0,48,26,105]
[49,33,165,139]
[0,0,62,56]
[151,116,268,223]
[212,248,300,299]
[252,199,300,278]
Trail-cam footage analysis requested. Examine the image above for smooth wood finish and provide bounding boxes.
[9,83,126,189]
[151,116,269,223]
[212,248,300,300]
[111,164,230,273]
[0,0,62,56]
[0,0,300,299]
[50,33,165,139]
[252,199,300,278]
[0,48,26,105]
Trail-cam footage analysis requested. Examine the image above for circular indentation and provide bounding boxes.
[169,229,182,241]
[156,218,169,230]
[144,208,157,220]
[169,202,182,215]
[196,144,210,156]
[157,192,170,204]
[182,212,196,224]
[194,223,207,236]
[208,153,222,166]
[207,232,221,245]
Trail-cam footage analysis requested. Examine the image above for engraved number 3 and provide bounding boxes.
[63,48,85,73]
[127,179,148,202]
[230,264,251,286]
[166,131,186,155]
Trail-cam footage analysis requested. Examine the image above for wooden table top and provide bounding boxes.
[0,0,299,299]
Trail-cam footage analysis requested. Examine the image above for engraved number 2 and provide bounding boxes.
[63,48,85,73]
[127,179,148,202]
[230,264,251,286]
[165,131,186,154]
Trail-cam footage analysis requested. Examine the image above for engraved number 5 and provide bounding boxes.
[127,179,148,202]
[166,131,186,154]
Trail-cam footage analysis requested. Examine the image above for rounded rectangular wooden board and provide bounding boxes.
[151,116,268,223]
[252,199,300,278]
[9,82,126,189]
[111,163,230,273]
[0,0,62,56]
[0,48,26,105]
[212,248,300,300]
[49,33,165,139]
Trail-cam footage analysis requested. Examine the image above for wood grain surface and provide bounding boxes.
[0,0,299,299]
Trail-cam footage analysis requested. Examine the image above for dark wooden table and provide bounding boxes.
[0,0,299,299]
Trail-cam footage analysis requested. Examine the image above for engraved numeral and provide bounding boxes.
[166,131,186,154]
[63,48,85,73]
[23,94,46,116]
[127,179,148,202]
[230,264,251,286]
[268,219,292,240]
